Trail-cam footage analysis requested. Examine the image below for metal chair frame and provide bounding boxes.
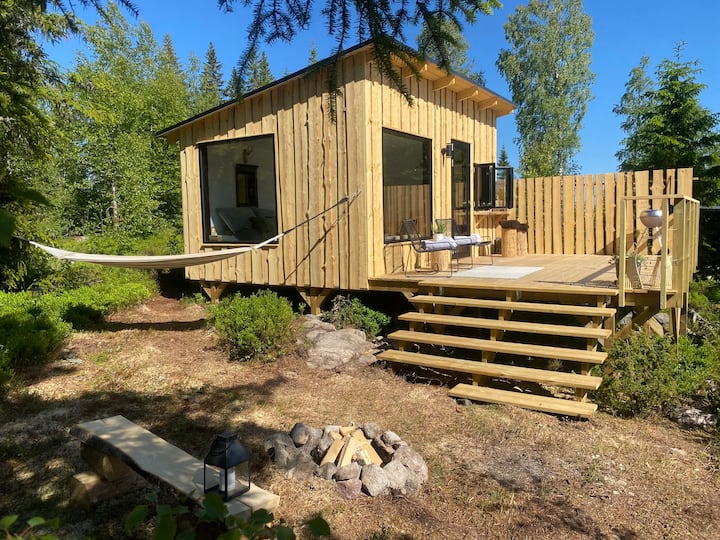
[435,218,493,268]
[400,219,458,276]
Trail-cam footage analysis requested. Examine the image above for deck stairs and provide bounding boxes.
[379,280,617,418]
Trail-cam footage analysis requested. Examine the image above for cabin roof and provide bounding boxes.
[157,39,515,139]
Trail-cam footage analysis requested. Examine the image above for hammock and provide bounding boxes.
[27,191,359,269]
[28,234,282,269]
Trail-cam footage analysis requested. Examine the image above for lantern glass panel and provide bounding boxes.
[203,433,251,501]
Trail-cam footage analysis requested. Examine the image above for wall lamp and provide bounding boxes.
[441,142,454,159]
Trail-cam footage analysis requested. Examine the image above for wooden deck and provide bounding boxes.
[371,254,621,295]
[371,254,679,417]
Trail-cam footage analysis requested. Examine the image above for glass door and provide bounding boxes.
[450,140,471,234]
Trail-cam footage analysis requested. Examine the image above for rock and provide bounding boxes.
[382,460,409,492]
[335,462,361,481]
[671,406,718,429]
[361,422,382,440]
[263,432,295,454]
[272,446,292,468]
[361,464,389,496]
[654,312,670,332]
[402,471,422,496]
[289,423,322,453]
[381,430,402,447]
[315,462,337,481]
[286,453,317,480]
[305,328,378,371]
[336,479,363,499]
[372,437,395,462]
[315,432,334,460]
[323,425,341,436]
[393,446,428,484]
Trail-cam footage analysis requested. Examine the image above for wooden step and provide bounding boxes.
[411,295,615,317]
[418,278,618,297]
[399,312,611,340]
[379,350,603,390]
[388,330,607,364]
[448,384,598,418]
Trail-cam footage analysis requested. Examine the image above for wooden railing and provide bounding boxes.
[617,195,700,309]
[513,168,695,256]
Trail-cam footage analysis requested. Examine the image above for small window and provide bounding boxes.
[474,163,514,209]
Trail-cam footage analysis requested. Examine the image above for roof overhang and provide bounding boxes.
[157,40,514,142]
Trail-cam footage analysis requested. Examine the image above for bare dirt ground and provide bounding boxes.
[2,296,720,539]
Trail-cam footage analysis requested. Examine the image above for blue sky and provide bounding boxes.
[49,0,719,175]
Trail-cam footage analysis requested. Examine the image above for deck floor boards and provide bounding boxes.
[371,254,621,294]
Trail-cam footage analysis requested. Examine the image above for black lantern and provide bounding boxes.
[203,432,251,501]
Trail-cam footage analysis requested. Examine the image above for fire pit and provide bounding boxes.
[264,422,428,498]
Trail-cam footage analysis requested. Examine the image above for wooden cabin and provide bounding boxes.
[158,40,514,310]
[160,42,701,417]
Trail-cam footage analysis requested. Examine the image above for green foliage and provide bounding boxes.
[221,0,500,116]
[0,292,72,369]
[195,42,225,112]
[0,265,154,393]
[496,0,595,177]
[211,290,295,361]
[125,493,330,539]
[51,4,187,238]
[593,332,719,417]
[614,44,720,199]
[0,513,60,540]
[417,19,485,85]
[613,44,720,280]
[321,295,390,338]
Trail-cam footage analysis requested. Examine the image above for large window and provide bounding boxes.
[382,129,432,241]
[200,135,278,244]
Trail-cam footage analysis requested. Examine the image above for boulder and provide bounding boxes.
[336,478,363,499]
[361,464,389,496]
[393,446,428,484]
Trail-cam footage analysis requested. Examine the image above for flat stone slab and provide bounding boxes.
[70,415,279,519]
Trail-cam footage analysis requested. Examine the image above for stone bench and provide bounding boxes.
[70,415,279,519]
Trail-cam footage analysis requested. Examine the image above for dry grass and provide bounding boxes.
[1,296,719,539]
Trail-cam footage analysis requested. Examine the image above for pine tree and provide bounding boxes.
[236,50,275,95]
[225,67,240,99]
[308,42,318,64]
[498,146,510,167]
[196,42,225,111]
[220,0,501,112]
[615,44,720,202]
[497,0,594,177]
[417,19,485,85]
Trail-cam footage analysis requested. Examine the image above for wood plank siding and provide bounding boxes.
[160,42,512,293]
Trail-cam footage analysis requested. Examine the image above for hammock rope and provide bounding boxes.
[25,190,360,269]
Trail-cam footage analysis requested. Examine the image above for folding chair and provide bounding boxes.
[435,218,493,268]
[400,219,457,276]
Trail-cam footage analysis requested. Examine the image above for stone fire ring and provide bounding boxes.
[264,422,428,499]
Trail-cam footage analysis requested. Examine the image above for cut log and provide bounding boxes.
[339,425,355,436]
[351,430,383,466]
[320,434,346,466]
[337,437,359,467]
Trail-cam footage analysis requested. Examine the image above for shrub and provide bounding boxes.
[321,295,390,337]
[126,494,330,539]
[593,332,719,417]
[211,290,295,361]
[0,292,72,370]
